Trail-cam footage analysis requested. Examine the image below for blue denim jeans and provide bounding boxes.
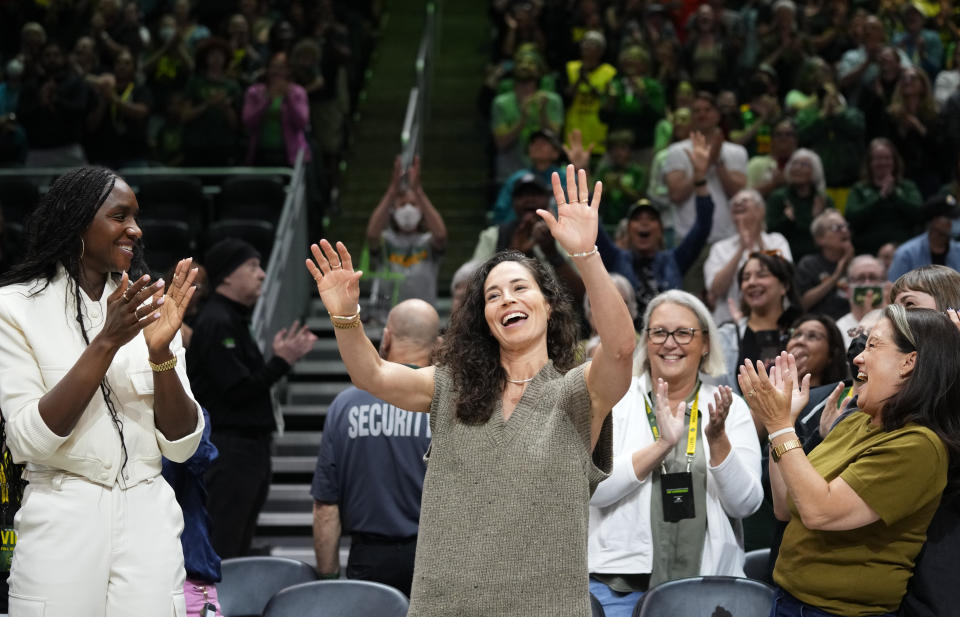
[769,587,897,617]
[589,579,645,617]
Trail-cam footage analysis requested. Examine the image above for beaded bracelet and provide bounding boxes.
[568,245,599,258]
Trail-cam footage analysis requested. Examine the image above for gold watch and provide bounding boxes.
[771,438,803,462]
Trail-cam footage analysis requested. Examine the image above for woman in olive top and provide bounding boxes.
[740,306,960,617]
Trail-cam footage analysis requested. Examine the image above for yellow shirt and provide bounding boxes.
[565,61,616,154]
[774,412,947,616]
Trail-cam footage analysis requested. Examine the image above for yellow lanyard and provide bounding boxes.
[644,388,700,459]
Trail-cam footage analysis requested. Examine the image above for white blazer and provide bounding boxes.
[588,373,762,576]
[0,266,203,487]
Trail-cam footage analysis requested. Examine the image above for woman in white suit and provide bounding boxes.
[588,289,763,617]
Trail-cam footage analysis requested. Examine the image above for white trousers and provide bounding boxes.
[7,472,187,617]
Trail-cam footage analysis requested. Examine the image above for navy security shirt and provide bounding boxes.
[311,386,430,539]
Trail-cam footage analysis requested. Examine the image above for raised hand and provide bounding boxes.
[738,358,793,433]
[96,272,167,351]
[819,381,850,438]
[685,131,711,180]
[654,378,687,446]
[770,352,810,425]
[705,385,733,441]
[306,240,363,316]
[540,164,602,255]
[562,129,595,171]
[273,320,318,364]
[408,154,422,190]
[143,258,199,355]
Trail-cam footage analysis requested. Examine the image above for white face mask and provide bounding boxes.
[392,203,421,232]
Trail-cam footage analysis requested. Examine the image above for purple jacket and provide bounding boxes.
[242,82,312,165]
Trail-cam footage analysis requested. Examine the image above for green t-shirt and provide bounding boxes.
[774,413,948,616]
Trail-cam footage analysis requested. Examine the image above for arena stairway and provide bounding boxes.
[254,295,452,567]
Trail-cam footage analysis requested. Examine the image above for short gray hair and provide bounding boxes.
[810,207,843,238]
[785,148,826,195]
[634,290,726,377]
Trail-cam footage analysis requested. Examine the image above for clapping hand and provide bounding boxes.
[738,357,794,434]
[769,352,811,425]
[686,131,711,181]
[273,320,318,364]
[654,378,686,446]
[540,164,602,255]
[818,381,849,438]
[705,385,734,441]
[143,258,199,356]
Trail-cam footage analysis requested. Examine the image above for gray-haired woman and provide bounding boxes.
[588,289,763,617]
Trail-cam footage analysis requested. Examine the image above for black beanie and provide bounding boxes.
[204,238,261,290]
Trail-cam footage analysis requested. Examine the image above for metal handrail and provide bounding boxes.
[250,150,310,356]
[399,1,437,169]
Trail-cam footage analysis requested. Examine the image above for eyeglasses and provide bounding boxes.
[789,328,827,343]
[647,327,702,345]
[827,223,849,233]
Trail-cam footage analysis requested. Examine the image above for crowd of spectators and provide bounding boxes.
[482,0,960,315]
[0,0,376,188]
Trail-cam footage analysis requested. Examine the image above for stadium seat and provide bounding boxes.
[743,547,772,584]
[138,219,193,276]
[135,175,209,230]
[205,219,275,263]
[633,576,775,617]
[591,592,606,617]
[218,556,317,617]
[262,580,409,617]
[216,175,287,225]
[0,178,40,224]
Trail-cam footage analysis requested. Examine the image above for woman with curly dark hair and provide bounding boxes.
[306,165,635,617]
[0,167,202,616]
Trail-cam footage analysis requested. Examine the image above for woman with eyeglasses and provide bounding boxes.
[588,290,762,617]
[739,305,960,617]
[717,251,802,396]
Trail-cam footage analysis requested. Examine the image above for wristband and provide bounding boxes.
[693,178,707,187]
[318,570,340,580]
[767,427,796,442]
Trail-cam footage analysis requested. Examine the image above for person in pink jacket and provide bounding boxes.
[242,52,311,167]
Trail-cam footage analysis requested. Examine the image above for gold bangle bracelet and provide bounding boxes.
[149,357,178,372]
[330,304,362,321]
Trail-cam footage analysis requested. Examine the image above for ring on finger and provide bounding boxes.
[122,291,133,302]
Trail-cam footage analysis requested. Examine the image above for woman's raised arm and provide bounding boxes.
[539,165,636,448]
[306,240,435,412]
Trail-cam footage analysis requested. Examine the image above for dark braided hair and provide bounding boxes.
[435,251,579,424]
[0,167,149,478]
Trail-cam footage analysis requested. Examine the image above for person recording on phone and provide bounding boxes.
[887,194,960,282]
[834,255,890,348]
